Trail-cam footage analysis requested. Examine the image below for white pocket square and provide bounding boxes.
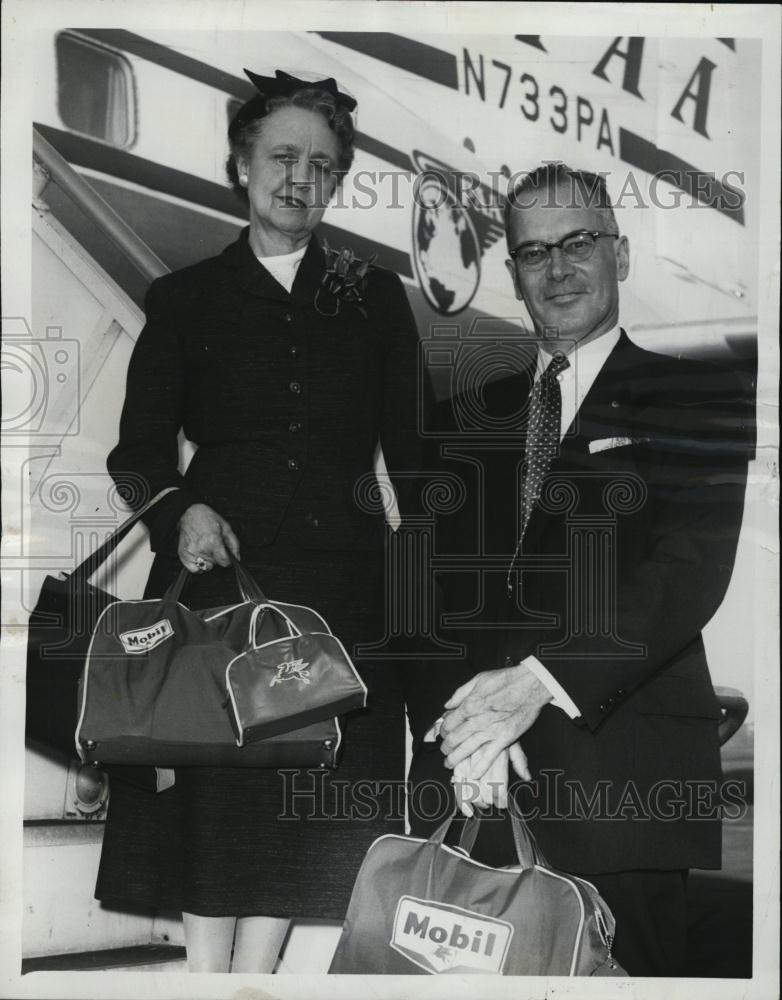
[588,436,649,454]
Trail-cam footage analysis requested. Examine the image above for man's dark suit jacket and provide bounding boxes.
[408,330,752,874]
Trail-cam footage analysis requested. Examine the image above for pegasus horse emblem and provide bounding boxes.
[270,658,311,687]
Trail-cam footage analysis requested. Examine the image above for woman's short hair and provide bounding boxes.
[226,88,356,202]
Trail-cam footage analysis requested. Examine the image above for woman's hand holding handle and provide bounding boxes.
[178,503,240,573]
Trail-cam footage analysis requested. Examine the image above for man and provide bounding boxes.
[408,163,751,976]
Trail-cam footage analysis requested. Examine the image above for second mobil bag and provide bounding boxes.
[329,812,625,976]
[75,562,366,768]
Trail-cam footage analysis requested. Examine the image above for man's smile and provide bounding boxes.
[277,194,310,209]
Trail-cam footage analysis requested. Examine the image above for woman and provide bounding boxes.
[97,70,426,972]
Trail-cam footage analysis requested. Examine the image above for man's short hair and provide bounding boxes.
[504,163,619,244]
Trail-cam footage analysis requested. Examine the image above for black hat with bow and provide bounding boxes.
[229,69,357,136]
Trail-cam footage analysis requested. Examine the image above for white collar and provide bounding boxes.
[254,244,308,266]
[535,325,621,382]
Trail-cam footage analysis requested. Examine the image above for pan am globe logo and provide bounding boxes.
[412,154,481,316]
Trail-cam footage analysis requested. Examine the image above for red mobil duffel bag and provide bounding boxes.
[75,558,366,769]
[329,810,625,976]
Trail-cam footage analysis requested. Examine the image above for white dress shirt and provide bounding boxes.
[538,325,621,440]
[523,325,621,718]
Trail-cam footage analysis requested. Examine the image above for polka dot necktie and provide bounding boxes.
[508,351,570,595]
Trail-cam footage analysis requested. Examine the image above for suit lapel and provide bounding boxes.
[290,237,326,306]
[220,226,325,304]
[480,332,646,448]
[556,330,649,463]
[524,331,653,542]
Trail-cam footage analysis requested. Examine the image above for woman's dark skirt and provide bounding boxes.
[94,540,406,919]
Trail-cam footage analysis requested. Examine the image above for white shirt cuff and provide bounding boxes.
[523,656,581,719]
[423,717,444,742]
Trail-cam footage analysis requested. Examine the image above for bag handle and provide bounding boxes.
[249,602,302,646]
[228,551,268,604]
[432,809,548,870]
[160,554,271,607]
[161,567,192,604]
[509,810,549,869]
[223,553,306,643]
[71,486,180,585]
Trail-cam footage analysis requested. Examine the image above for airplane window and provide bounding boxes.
[56,33,136,147]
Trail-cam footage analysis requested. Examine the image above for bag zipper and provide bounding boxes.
[594,907,616,969]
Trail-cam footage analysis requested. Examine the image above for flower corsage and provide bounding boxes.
[315,239,376,319]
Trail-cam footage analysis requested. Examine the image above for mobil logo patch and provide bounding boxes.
[391,896,513,974]
[119,618,174,654]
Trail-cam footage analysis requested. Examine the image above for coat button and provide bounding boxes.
[284,312,293,324]
[287,459,299,471]
[288,421,301,433]
[289,381,301,393]
[289,345,299,358]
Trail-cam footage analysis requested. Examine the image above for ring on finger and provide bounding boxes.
[195,556,208,572]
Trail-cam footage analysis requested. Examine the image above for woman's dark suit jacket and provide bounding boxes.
[108,228,424,558]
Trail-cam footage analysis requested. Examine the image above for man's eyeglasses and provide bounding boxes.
[509,230,619,271]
